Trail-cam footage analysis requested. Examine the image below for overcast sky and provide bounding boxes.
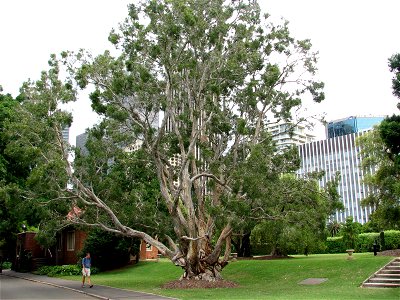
[1,0,399,143]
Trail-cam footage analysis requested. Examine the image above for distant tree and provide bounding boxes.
[388,53,400,108]
[356,55,400,230]
[341,217,359,250]
[379,114,400,161]
[358,118,400,230]
[327,220,341,237]
[250,171,342,256]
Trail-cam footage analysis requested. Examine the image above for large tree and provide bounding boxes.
[357,119,400,230]
[0,88,46,262]
[7,0,326,280]
[356,53,400,230]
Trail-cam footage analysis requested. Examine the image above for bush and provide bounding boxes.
[1,261,12,269]
[325,236,346,253]
[325,230,400,254]
[356,233,380,252]
[383,230,400,250]
[34,265,99,276]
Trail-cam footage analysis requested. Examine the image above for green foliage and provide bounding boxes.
[379,114,400,156]
[357,126,400,230]
[327,221,341,237]
[248,161,341,256]
[341,217,359,249]
[356,233,380,252]
[252,219,326,255]
[326,230,400,253]
[79,229,140,271]
[388,53,400,100]
[1,261,12,269]
[0,90,49,262]
[382,230,400,250]
[325,236,346,254]
[34,264,99,277]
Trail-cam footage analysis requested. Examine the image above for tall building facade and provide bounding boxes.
[326,116,384,139]
[267,122,315,149]
[298,132,373,224]
[298,116,384,224]
[62,127,70,143]
[76,132,89,156]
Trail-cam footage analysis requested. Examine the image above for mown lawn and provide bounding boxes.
[60,253,399,299]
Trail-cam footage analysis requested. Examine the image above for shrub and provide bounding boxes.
[34,265,99,276]
[341,217,359,249]
[325,230,400,254]
[383,230,400,250]
[325,236,346,253]
[356,233,380,252]
[1,261,12,269]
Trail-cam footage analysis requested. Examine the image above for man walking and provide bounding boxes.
[81,252,93,288]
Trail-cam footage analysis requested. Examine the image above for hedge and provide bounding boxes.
[357,233,380,252]
[383,230,400,250]
[34,265,100,277]
[326,230,400,253]
[325,236,346,253]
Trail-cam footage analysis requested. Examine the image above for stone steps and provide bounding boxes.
[362,258,400,288]
[377,273,400,278]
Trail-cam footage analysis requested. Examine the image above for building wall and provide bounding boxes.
[16,232,44,258]
[62,127,70,143]
[267,122,315,150]
[139,240,159,260]
[326,116,384,139]
[57,229,88,265]
[297,132,374,224]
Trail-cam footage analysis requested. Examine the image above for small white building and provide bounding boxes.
[267,122,315,150]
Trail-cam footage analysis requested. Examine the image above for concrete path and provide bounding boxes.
[1,270,176,300]
[0,275,94,299]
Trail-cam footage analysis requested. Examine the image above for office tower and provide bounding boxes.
[326,116,384,139]
[298,116,384,224]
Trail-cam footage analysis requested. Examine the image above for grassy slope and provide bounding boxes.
[61,253,399,299]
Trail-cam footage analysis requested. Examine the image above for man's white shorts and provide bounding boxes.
[82,268,91,276]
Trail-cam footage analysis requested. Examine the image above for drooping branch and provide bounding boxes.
[53,124,175,259]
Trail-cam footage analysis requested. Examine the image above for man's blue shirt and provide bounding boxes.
[82,257,91,268]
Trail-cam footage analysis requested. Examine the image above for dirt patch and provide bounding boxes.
[299,278,328,285]
[377,249,400,256]
[162,279,239,289]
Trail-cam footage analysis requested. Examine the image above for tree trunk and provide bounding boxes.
[232,232,252,257]
[177,237,228,281]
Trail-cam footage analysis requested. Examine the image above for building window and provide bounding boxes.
[146,243,153,251]
[67,231,75,251]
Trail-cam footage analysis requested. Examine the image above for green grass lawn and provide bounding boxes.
[60,253,399,299]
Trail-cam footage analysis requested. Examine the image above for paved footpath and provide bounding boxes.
[1,270,176,300]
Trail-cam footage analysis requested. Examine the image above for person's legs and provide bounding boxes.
[82,268,87,287]
[86,268,93,287]
[87,275,92,287]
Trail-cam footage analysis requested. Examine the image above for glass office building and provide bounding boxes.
[298,116,384,224]
[298,132,373,224]
[326,116,384,139]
